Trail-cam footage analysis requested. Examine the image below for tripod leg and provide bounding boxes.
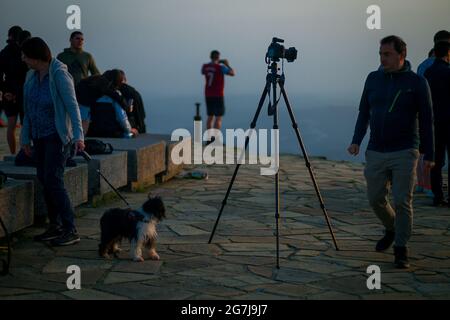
[279,82,340,251]
[209,82,271,244]
[271,80,281,269]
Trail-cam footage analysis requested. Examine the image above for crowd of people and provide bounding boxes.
[0,27,147,246]
[1,24,448,269]
[0,27,147,152]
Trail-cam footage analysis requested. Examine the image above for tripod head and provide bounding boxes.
[266,60,287,116]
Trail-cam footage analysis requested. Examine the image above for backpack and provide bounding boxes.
[84,139,114,155]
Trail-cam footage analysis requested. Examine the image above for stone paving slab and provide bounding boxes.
[1,154,449,300]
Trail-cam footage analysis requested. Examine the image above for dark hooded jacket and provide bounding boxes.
[75,74,128,111]
[424,59,450,128]
[352,61,434,161]
[0,39,28,96]
[119,83,146,133]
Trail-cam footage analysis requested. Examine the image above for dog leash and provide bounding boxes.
[80,151,130,207]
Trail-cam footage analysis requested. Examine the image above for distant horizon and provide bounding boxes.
[143,95,367,163]
[1,0,449,100]
[1,0,447,163]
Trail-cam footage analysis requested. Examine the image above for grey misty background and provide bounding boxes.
[1,0,449,161]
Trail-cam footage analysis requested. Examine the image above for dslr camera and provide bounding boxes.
[266,37,298,63]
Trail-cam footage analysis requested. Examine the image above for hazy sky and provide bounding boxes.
[1,0,449,104]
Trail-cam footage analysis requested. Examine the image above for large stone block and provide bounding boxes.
[94,135,166,191]
[147,134,189,182]
[0,162,88,217]
[73,151,128,199]
[0,180,34,237]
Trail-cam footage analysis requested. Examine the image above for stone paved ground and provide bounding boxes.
[0,128,449,300]
[0,125,450,299]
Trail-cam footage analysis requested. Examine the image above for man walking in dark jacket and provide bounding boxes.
[425,41,450,207]
[348,36,435,269]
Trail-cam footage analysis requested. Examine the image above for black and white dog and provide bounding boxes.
[99,196,166,262]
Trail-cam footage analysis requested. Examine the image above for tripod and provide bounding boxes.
[208,61,339,268]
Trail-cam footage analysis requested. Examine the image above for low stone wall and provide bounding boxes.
[0,180,34,237]
[0,162,88,218]
[94,135,167,191]
[145,134,189,182]
[73,151,128,200]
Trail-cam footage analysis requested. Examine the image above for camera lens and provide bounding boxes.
[285,47,298,63]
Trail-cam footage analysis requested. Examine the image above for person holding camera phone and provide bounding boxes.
[201,50,235,144]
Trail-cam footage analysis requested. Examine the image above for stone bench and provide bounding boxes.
[0,161,88,218]
[0,180,34,237]
[4,152,128,203]
[92,135,167,191]
[145,133,189,182]
[72,151,128,203]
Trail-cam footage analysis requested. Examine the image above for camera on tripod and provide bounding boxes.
[266,37,298,63]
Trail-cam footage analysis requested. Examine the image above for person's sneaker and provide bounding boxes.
[394,246,410,269]
[432,198,448,207]
[50,230,80,246]
[375,230,395,252]
[34,225,63,242]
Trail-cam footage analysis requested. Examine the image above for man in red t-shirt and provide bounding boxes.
[201,50,235,139]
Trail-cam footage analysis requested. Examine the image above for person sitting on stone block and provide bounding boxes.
[75,69,130,134]
[86,93,137,138]
[118,70,147,134]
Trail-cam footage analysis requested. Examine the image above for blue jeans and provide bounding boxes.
[34,133,76,232]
